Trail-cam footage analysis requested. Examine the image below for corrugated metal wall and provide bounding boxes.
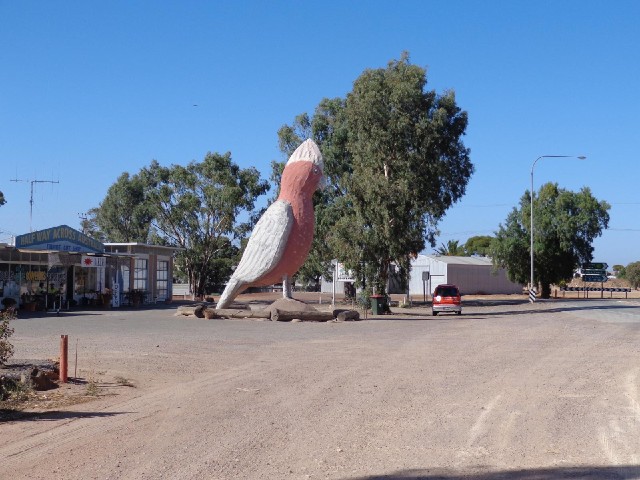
[448,264,522,295]
[408,258,449,295]
[322,256,523,295]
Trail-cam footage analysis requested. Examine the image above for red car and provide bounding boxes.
[432,284,462,316]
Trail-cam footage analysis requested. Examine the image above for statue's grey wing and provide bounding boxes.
[230,200,293,283]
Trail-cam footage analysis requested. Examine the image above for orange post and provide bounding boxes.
[60,335,68,383]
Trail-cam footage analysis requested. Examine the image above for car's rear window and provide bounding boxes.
[437,287,459,297]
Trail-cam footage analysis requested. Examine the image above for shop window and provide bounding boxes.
[134,258,148,291]
[120,265,130,293]
[74,268,97,296]
[156,260,169,301]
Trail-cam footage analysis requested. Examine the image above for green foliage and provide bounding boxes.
[80,208,105,240]
[94,172,153,242]
[491,182,610,298]
[624,261,640,288]
[200,237,238,294]
[92,152,269,297]
[336,53,472,294]
[0,309,16,365]
[435,240,465,256]
[140,153,269,297]
[275,53,472,295]
[464,235,494,256]
[0,191,5,207]
[612,264,625,277]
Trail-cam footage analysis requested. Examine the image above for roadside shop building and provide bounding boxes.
[0,225,180,310]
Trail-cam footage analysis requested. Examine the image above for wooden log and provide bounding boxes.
[203,308,217,319]
[334,309,360,322]
[176,305,205,318]
[271,309,335,322]
[212,309,271,319]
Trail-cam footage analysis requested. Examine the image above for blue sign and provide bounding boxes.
[583,269,607,276]
[15,225,104,254]
[583,274,608,283]
[583,262,608,270]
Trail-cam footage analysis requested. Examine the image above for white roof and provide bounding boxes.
[104,242,184,251]
[415,254,493,266]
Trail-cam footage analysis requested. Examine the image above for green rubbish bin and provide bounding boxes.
[370,295,386,315]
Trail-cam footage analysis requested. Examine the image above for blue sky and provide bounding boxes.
[1,1,638,267]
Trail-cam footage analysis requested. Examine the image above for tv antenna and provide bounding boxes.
[10,177,60,232]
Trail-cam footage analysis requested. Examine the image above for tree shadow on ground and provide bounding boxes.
[467,303,640,319]
[347,465,640,479]
[379,301,640,321]
[0,409,130,422]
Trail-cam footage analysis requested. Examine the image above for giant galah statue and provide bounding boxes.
[216,139,324,309]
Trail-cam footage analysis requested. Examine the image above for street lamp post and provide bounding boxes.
[530,155,586,302]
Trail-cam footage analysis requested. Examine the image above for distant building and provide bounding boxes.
[321,255,523,296]
[403,255,522,295]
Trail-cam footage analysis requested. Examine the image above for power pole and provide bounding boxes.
[10,178,60,232]
[78,212,89,234]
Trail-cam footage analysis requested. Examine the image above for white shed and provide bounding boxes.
[408,255,522,295]
[321,255,523,296]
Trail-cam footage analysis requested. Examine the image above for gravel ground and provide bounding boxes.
[2,293,640,480]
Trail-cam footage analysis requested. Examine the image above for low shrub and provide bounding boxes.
[0,309,16,365]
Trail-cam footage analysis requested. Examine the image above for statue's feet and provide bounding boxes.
[282,275,293,299]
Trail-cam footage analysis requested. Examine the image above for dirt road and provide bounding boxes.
[2,296,640,479]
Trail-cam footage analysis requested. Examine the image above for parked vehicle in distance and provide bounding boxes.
[432,284,462,316]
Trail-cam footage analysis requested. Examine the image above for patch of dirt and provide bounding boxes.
[0,383,99,420]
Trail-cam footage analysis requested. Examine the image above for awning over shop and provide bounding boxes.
[15,225,105,254]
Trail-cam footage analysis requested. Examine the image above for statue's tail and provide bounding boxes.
[216,278,245,309]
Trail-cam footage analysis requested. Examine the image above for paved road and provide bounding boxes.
[2,298,640,479]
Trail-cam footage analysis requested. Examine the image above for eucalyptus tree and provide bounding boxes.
[276,53,473,295]
[94,172,153,242]
[463,236,494,256]
[140,154,269,297]
[623,261,640,289]
[491,183,610,298]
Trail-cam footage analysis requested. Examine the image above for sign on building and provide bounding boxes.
[15,225,105,254]
[80,255,107,268]
[336,263,354,282]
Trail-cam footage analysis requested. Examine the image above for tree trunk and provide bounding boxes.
[375,259,390,296]
[271,309,335,322]
[540,282,552,299]
[188,269,198,301]
[176,305,205,318]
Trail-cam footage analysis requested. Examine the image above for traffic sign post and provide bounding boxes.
[582,274,608,283]
[422,271,430,302]
[583,262,608,270]
[581,262,608,284]
[583,269,607,276]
